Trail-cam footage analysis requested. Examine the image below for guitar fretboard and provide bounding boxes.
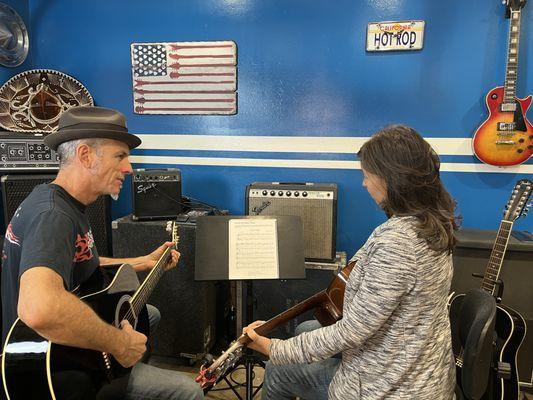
[481,220,513,295]
[129,246,173,319]
[503,9,522,104]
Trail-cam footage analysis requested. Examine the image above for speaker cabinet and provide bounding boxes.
[132,169,181,221]
[112,215,218,361]
[252,268,336,339]
[246,182,337,261]
[452,228,533,387]
[1,174,112,256]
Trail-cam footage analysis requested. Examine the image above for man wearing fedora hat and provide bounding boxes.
[1,106,204,399]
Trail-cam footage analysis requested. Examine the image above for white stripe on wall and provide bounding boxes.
[130,155,533,174]
[137,134,473,156]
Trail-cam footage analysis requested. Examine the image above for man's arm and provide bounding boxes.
[17,267,146,368]
[99,241,179,272]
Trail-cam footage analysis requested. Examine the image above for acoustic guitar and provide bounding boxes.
[1,222,178,399]
[449,179,532,399]
[472,0,533,166]
[195,261,355,391]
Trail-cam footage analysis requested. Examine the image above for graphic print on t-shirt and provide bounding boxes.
[5,224,21,246]
[73,230,95,262]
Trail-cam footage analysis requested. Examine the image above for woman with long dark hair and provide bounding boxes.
[245,125,458,399]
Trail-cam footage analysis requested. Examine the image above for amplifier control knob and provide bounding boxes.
[302,191,308,197]
[262,190,268,196]
[278,191,283,196]
[294,191,300,197]
[270,190,275,196]
[286,191,291,196]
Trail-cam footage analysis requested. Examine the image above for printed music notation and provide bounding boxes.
[228,219,279,280]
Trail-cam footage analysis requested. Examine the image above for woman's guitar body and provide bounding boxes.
[196,261,355,391]
[472,0,533,166]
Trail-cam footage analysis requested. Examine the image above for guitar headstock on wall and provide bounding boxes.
[505,0,526,16]
[504,179,532,222]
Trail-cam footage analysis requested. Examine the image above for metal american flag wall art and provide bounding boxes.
[131,40,237,115]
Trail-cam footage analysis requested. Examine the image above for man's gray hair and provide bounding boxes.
[57,138,106,167]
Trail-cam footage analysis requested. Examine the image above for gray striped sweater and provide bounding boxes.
[269,216,456,399]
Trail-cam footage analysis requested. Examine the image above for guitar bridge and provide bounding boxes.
[496,132,516,137]
[495,140,516,145]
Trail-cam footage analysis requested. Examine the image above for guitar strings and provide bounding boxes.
[120,248,172,325]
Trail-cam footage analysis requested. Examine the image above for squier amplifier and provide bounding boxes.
[132,169,182,221]
[246,182,337,262]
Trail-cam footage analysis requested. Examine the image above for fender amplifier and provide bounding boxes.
[246,182,337,262]
[132,169,182,221]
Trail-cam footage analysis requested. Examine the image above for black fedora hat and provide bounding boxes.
[44,106,141,151]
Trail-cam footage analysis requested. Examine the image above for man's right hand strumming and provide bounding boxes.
[112,320,148,368]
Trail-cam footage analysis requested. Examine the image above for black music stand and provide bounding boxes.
[195,215,306,399]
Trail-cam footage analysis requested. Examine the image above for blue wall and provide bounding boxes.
[3,0,533,254]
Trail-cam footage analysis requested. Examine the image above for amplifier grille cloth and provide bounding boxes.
[248,197,334,260]
[1,174,112,256]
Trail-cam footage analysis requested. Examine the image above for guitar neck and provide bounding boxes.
[239,290,329,345]
[503,8,522,104]
[129,246,173,316]
[481,220,513,295]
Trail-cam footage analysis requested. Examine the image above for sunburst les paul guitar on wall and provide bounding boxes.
[1,222,179,399]
[449,179,532,400]
[472,0,533,166]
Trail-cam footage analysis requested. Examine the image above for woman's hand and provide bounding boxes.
[243,320,271,356]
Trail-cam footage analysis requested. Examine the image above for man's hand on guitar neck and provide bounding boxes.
[111,320,148,368]
[145,241,180,271]
[244,320,272,356]
[100,241,180,272]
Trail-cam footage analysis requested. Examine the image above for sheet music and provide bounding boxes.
[228,219,279,279]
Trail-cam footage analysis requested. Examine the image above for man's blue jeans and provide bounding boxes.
[124,304,204,400]
[52,305,204,400]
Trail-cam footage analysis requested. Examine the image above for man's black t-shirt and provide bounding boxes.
[1,183,100,344]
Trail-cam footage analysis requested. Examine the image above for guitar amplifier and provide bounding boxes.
[246,182,337,262]
[112,215,219,362]
[132,169,182,221]
[0,131,59,174]
[1,174,112,256]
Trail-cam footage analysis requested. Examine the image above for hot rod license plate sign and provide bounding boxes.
[366,20,425,52]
